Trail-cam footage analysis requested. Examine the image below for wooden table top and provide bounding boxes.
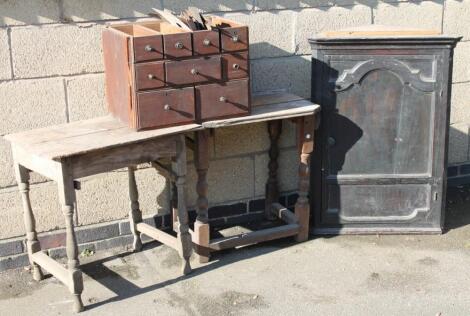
[4,93,320,161]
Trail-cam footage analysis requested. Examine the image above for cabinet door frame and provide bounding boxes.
[311,46,452,233]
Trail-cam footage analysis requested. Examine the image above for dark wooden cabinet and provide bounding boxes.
[310,27,461,234]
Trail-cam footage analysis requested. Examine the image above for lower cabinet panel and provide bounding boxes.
[322,184,431,225]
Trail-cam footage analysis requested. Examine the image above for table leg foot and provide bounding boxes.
[182,257,192,275]
[194,221,210,263]
[294,200,309,242]
[132,238,143,253]
[32,266,44,281]
[72,294,84,313]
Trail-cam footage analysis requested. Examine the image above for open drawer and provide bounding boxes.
[209,16,249,52]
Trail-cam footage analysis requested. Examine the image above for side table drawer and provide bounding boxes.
[220,26,248,52]
[133,35,164,62]
[136,87,195,130]
[163,32,193,59]
[166,56,222,86]
[196,79,250,121]
[222,52,249,80]
[135,62,165,91]
[193,29,220,55]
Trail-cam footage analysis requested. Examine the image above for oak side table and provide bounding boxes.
[170,93,321,262]
[4,118,199,312]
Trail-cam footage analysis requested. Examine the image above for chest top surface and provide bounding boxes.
[309,24,461,46]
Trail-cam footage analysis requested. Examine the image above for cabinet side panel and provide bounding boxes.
[102,28,132,124]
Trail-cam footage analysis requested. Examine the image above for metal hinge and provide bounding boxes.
[433,192,438,201]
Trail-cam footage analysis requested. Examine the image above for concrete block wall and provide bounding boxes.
[1,0,469,268]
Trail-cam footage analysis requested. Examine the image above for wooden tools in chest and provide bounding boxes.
[102,14,250,131]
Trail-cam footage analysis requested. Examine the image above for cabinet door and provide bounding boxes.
[316,53,444,230]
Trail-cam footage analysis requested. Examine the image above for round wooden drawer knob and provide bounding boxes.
[219,96,227,102]
[164,104,171,111]
[232,63,240,70]
[144,45,153,52]
[191,68,199,75]
[203,39,211,46]
[231,35,239,43]
[147,74,156,80]
[175,41,184,49]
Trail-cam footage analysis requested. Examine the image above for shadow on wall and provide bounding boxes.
[1,0,463,25]
[250,42,311,97]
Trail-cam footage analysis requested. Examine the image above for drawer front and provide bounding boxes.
[220,26,248,52]
[136,87,195,129]
[222,52,249,80]
[196,79,250,121]
[163,33,192,58]
[166,56,222,86]
[133,35,164,62]
[135,62,165,91]
[193,30,220,55]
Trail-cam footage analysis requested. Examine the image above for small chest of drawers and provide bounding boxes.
[102,17,251,131]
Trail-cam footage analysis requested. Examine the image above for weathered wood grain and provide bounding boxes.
[265,120,282,220]
[194,130,210,263]
[136,222,178,249]
[294,116,314,242]
[70,138,177,178]
[15,163,43,281]
[128,166,143,252]
[271,203,299,224]
[173,135,192,275]
[202,99,319,128]
[56,158,84,313]
[4,116,200,161]
[209,224,300,250]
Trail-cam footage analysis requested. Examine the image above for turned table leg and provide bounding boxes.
[14,163,44,281]
[57,161,84,312]
[294,116,315,242]
[265,120,282,220]
[174,135,192,275]
[128,165,143,252]
[194,130,210,263]
[171,180,178,233]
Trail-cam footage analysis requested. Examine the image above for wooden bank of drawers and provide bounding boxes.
[102,17,250,131]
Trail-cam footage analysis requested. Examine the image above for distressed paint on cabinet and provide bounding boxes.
[310,28,461,234]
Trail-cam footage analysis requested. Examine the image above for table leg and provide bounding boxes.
[265,120,282,220]
[128,166,143,252]
[174,135,192,275]
[57,161,84,312]
[194,130,210,263]
[14,163,43,281]
[171,181,178,233]
[294,116,315,242]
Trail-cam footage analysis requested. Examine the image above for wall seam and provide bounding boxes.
[441,0,446,34]
[6,27,14,79]
[0,71,104,84]
[58,0,65,22]
[252,154,257,199]
[292,6,298,54]
[63,78,70,123]
[370,4,375,24]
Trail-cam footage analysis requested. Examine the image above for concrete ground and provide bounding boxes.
[1,186,470,316]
